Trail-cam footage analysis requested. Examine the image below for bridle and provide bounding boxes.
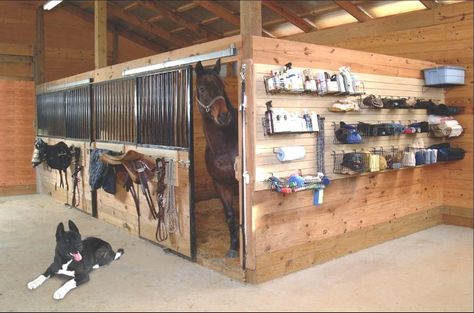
[196,95,225,113]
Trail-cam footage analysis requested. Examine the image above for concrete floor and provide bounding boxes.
[0,194,472,312]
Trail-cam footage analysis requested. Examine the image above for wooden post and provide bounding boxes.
[239,0,261,274]
[34,7,44,84]
[240,1,262,58]
[112,25,119,65]
[94,0,107,68]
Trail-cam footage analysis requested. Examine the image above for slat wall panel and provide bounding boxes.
[0,80,36,193]
[254,64,445,190]
[287,1,473,213]
[36,138,192,257]
[249,36,450,282]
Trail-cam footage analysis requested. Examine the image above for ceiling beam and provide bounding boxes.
[194,0,275,37]
[61,4,166,52]
[333,0,372,22]
[107,2,188,48]
[139,0,221,40]
[262,0,316,32]
[419,0,435,9]
[194,0,240,27]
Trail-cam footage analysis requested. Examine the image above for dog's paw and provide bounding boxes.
[53,288,68,300]
[27,275,47,290]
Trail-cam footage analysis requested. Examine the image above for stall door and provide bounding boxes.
[135,66,195,259]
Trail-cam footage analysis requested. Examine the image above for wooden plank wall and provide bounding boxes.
[35,138,193,257]
[0,80,36,195]
[288,1,473,221]
[247,36,448,282]
[0,2,156,82]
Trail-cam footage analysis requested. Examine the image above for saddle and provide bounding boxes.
[100,150,156,184]
[100,150,161,234]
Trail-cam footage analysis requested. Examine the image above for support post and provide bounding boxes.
[94,0,107,68]
[239,0,261,273]
[34,7,44,84]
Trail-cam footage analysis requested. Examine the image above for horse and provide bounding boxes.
[195,59,239,258]
[32,138,73,190]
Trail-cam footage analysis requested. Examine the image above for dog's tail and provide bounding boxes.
[114,248,124,261]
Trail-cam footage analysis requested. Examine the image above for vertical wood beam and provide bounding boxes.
[239,1,261,272]
[34,7,44,84]
[94,0,107,68]
[112,25,119,64]
[240,0,262,59]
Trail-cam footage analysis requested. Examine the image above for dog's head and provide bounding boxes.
[55,220,83,262]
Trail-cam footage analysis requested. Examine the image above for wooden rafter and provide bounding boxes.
[194,0,240,27]
[107,2,188,48]
[194,0,274,37]
[419,0,435,9]
[139,1,221,40]
[61,4,166,52]
[333,0,372,22]
[262,0,316,32]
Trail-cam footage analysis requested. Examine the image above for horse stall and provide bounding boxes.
[35,34,460,283]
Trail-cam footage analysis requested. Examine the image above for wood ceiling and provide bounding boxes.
[32,0,452,53]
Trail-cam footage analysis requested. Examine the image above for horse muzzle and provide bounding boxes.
[217,112,232,126]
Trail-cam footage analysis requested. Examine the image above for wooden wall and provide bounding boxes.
[0,80,36,195]
[0,1,156,82]
[288,1,473,222]
[246,36,451,283]
[35,139,193,257]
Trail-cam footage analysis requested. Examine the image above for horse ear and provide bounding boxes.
[213,58,221,74]
[195,61,204,76]
[68,220,80,234]
[56,222,65,241]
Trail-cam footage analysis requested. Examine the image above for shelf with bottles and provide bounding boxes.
[261,100,319,136]
[263,62,365,97]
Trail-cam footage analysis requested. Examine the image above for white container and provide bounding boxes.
[423,66,465,86]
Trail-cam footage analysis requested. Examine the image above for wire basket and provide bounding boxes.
[333,122,364,145]
[333,151,370,174]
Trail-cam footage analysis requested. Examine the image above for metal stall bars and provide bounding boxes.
[137,66,191,148]
[93,78,136,143]
[36,90,66,138]
[64,85,91,140]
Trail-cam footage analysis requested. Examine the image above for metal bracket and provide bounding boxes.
[242,171,250,185]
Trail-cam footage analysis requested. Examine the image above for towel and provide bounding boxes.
[275,146,306,162]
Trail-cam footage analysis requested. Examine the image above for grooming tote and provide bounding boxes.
[423,66,465,86]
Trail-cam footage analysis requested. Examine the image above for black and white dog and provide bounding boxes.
[27,220,124,300]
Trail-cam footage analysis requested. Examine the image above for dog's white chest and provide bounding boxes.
[61,260,73,271]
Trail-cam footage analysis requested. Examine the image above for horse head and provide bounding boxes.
[32,138,47,167]
[195,59,233,127]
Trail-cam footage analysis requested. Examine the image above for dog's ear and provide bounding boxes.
[213,58,221,75]
[195,61,204,76]
[56,222,65,241]
[68,220,80,235]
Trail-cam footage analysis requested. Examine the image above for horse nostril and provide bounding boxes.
[218,112,231,124]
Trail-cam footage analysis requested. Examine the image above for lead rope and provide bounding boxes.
[165,159,181,235]
[155,158,168,242]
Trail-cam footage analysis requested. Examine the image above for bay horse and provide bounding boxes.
[195,59,239,258]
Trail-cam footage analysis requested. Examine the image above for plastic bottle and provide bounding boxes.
[303,109,313,131]
[310,112,319,132]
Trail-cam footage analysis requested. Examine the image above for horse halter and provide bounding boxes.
[197,95,225,113]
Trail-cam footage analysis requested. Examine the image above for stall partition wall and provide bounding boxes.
[0,80,36,195]
[245,36,448,283]
[36,67,194,259]
[35,36,242,263]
